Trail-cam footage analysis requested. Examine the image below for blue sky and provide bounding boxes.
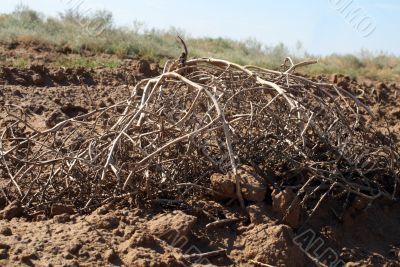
[1,0,399,55]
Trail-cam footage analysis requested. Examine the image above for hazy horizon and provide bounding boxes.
[1,0,399,56]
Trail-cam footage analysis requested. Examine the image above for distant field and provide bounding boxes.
[0,6,399,82]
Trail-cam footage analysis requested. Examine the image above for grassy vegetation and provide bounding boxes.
[304,53,400,82]
[14,56,29,68]
[0,6,399,82]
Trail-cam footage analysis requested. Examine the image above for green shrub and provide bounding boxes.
[0,6,398,81]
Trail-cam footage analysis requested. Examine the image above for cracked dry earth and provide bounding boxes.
[1,43,400,267]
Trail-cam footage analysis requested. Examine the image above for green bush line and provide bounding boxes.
[0,6,398,81]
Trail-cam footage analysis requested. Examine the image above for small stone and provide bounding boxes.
[0,226,12,236]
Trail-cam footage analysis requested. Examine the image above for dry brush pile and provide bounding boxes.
[1,52,399,219]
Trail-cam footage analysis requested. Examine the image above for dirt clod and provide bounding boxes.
[272,188,301,228]
[240,224,305,267]
[234,165,267,202]
[0,249,9,260]
[67,240,83,255]
[210,173,236,199]
[88,213,120,230]
[46,110,69,128]
[21,252,39,266]
[0,198,5,210]
[0,201,23,220]
[53,214,71,223]
[32,73,44,86]
[211,165,267,202]
[51,204,75,216]
[0,226,13,236]
[0,243,11,250]
[246,202,272,225]
[147,210,197,240]
[136,59,152,76]
[117,230,186,267]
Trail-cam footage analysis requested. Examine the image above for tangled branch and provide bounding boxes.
[1,55,398,218]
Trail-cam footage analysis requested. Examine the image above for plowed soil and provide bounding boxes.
[1,43,400,267]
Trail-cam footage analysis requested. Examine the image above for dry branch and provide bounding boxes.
[0,54,398,219]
